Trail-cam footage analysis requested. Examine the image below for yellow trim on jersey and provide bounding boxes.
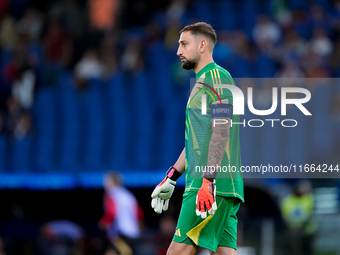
[212,69,218,83]
[213,69,220,95]
[186,178,195,192]
[216,69,222,84]
[209,70,215,92]
[215,69,223,94]
[213,69,224,95]
[209,70,217,86]
[226,138,230,162]
[210,70,218,95]
[201,88,217,106]
[187,182,193,191]
[229,168,236,198]
[216,69,223,95]
[185,119,189,140]
[189,119,199,150]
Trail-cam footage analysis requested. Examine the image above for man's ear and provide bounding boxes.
[199,39,207,53]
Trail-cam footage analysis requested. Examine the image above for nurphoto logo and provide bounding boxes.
[199,82,312,128]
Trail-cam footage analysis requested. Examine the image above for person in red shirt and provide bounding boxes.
[99,171,144,255]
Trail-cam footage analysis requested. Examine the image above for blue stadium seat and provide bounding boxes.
[232,1,245,30]
[243,0,257,38]
[81,81,105,170]
[33,88,57,172]
[254,53,276,78]
[159,102,183,167]
[29,43,44,65]
[294,22,313,40]
[257,0,271,15]
[105,73,130,169]
[311,85,332,162]
[33,89,56,128]
[213,43,233,66]
[0,136,7,172]
[239,107,257,167]
[35,131,56,172]
[146,42,167,72]
[56,72,81,171]
[146,44,174,102]
[214,0,235,31]
[193,0,213,24]
[12,137,32,172]
[261,110,282,167]
[285,105,308,166]
[232,56,251,78]
[314,0,330,11]
[132,71,155,169]
[287,0,310,10]
[0,48,12,70]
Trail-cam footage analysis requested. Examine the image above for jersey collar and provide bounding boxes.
[195,62,218,79]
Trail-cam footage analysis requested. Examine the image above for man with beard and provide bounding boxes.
[151,22,244,255]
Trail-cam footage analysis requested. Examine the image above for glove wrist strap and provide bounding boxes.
[166,166,182,181]
[203,177,214,183]
[203,166,216,182]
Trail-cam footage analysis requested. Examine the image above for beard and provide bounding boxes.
[181,54,200,70]
[182,59,196,70]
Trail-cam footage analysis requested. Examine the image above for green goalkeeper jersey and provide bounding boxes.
[184,62,244,202]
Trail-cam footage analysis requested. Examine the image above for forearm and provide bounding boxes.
[173,148,186,174]
[205,118,230,180]
[207,133,229,165]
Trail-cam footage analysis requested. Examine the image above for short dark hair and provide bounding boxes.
[180,22,217,46]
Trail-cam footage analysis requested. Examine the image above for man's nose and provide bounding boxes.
[177,47,182,56]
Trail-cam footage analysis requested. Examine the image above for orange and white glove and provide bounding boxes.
[196,178,217,219]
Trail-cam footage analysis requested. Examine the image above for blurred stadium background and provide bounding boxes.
[0,0,340,254]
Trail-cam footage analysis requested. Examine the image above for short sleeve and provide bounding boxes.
[204,69,235,107]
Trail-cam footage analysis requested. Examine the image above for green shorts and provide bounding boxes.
[173,191,241,252]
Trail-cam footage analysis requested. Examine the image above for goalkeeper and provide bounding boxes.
[151,22,244,255]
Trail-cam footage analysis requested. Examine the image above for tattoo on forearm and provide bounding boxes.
[205,117,231,179]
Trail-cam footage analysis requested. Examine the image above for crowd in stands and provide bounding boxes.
[0,0,340,254]
[0,0,339,165]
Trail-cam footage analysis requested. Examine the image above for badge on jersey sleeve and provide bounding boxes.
[210,99,232,119]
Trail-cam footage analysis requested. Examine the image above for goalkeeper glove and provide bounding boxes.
[151,166,182,214]
[196,178,217,219]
